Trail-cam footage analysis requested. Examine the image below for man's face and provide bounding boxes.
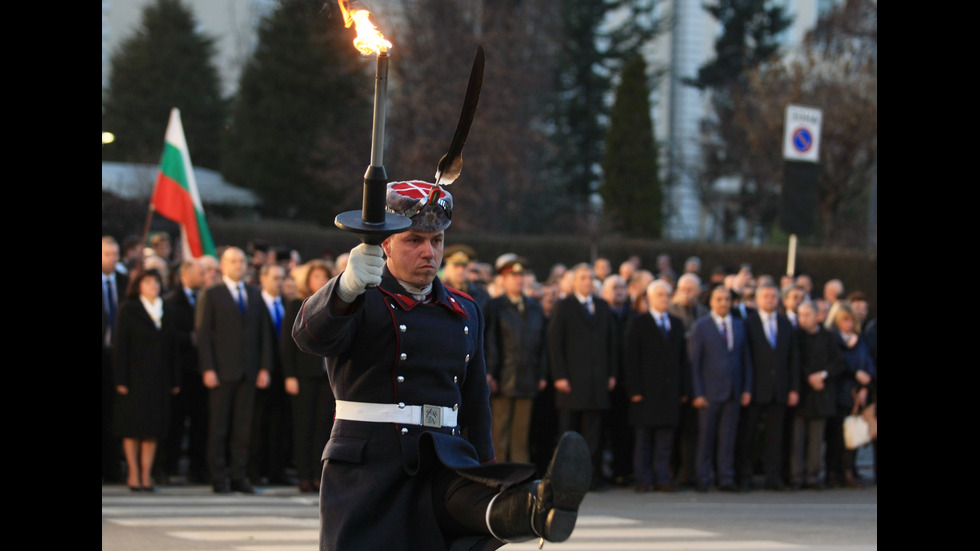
[594,259,611,281]
[102,242,120,274]
[260,265,284,296]
[797,304,817,332]
[783,288,803,313]
[678,278,698,304]
[602,277,627,307]
[444,261,467,287]
[572,267,595,297]
[383,230,444,288]
[221,249,247,282]
[647,284,670,313]
[502,272,524,297]
[709,287,732,317]
[852,300,868,322]
[756,286,779,313]
[184,262,205,290]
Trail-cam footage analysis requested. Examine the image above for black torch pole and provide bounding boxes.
[335,51,411,245]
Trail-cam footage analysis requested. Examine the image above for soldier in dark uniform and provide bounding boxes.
[292,181,590,551]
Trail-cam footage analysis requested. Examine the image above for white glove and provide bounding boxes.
[337,243,384,302]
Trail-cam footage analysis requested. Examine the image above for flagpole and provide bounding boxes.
[140,204,156,251]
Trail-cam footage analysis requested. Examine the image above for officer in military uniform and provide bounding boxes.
[292,181,590,551]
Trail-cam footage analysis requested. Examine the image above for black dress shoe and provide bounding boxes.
[213,480,231,494]
[718,483,739,492]
[695,483,710,493]
[230,479,256,494]
[129,486,142,493]
[655,483,677,493]
[534,431,591,542]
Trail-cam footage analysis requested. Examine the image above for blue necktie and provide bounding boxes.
[237,284,247,314]
[768,315,777,348]
[105,278,116,332]
[273,299,283,335]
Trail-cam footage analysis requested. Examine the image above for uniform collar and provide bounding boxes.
[377,267,468,317]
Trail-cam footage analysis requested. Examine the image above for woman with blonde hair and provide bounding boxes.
[282,259,335,492]
[823,300,875,488]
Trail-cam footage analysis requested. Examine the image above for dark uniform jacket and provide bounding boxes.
[484,295,548,398]
[292,267,533,551]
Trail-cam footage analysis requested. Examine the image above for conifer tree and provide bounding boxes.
[102,0,226,169]
[600,55,662,237]
[221,0,372,222]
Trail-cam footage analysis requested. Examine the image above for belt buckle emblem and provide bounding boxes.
[422,404,442,427]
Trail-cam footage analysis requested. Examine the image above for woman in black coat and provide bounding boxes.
[824,300,875,488]
[282,259,335,493]
[112,268,179,491]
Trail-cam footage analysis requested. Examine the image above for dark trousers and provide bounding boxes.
[558,409,604,480]
[672,403,699,486]
[249,385,291,483]
[736,401,786,487]
[633,426,675,486]
[102,347,122,482]
[790,415,826,486]
[208,378,257,483]
[696,399,739,487]
[291,376,335,482]
[158,368,209,481]
[606,386,634,482]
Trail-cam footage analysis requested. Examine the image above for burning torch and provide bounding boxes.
[334,1,411,244]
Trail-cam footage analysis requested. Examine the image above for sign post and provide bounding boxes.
[779,104,822,238]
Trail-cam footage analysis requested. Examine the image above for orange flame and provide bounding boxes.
[338,1,391,55]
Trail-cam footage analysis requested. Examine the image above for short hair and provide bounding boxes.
[647,279,673,296]
[260,262,285,277]
[678,272,701,288]
[781,283,804,299]
[756,282,778,295]
[602,274,626,293]
[571,262,593,276]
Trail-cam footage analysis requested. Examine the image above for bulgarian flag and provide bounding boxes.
[150,108,216,259]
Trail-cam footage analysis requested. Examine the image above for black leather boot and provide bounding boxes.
[487,432,591,543]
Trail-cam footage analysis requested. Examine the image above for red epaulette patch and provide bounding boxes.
[445,285,474,303]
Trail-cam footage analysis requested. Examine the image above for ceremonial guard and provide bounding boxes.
[291,45,589,551]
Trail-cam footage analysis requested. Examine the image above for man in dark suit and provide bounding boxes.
[250,262,291,486]
[623,280,688,493]
[157,258,209,484]
[736,282,800,491]
[601,274,635,487]
[103,236,129,483]
[548,263,618,489]
[668,273,708,488]
[196,246,274,493]
[689,285,753,492]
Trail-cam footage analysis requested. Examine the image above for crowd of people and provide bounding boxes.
[102,232,877,495]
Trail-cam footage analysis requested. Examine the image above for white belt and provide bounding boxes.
[335,400,458,428]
